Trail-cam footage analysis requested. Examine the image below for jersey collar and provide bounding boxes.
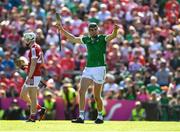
[89,35,99,41]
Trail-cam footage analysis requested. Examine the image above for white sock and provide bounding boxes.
[97,111,103,120]
[79,110,84,120]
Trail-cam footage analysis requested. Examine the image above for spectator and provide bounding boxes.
[159,91,169,121]
[45,29,59,46]
[5,83,19,98]
[165,0,180,24]
[76,3,87,20]
[0,108,5,119]
[0,57,5,71]
[168,92,180,120]
[42,91,56,120]
[2,51,15,77]
[36,28,45,49]
[44,45,61,63]
[128,56,143,74]
[145,92,160,121]
[174,67,180,91]
[88,8,100,24]
[60,50,75,78]
[10,72,24,94]
[3,99,25,120]
[71,14,82,36]
[0,89,6,98]
[97,4,111,22]
[136,86,149,102]
[147,76,162,94]
[130,101,146,121]
[0,71,10,88]
[155,59,171,86]
[124,78,136,100]
[107,44,121,71]
[170,50,180,71]
[103,73,119,99]
[60,83,78,120]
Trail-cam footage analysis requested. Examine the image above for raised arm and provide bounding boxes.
[105,24,119,42]
[56,15,82,44]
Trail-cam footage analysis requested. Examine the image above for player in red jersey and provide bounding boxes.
[20,32,46,122]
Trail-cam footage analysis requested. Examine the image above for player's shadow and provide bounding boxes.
[84,122,95,124]
[84,122,103,125]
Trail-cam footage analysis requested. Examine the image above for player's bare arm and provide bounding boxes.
[26,58,37,82]
[40,52,45,64]
[56,15,82,44]
[105,24,119,42]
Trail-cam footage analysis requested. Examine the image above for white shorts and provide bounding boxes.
[24,76,41,88]
[82,66,106,84]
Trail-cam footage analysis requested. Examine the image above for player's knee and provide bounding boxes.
[78,88,86,96]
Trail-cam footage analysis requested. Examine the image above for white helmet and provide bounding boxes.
[23,32,36,42]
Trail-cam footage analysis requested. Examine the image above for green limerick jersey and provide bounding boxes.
[81,34,107,67]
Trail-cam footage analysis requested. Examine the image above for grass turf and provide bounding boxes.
[0,121,180,132]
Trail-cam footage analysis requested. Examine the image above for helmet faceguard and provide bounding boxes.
[23,32,36,46]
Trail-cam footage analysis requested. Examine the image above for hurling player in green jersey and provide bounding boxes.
[56,17,119,124]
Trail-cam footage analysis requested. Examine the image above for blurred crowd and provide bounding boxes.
[0,0,180,121]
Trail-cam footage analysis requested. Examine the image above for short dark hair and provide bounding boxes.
[88,23,98,29]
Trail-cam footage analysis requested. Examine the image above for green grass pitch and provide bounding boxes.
[0,121,180,132]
